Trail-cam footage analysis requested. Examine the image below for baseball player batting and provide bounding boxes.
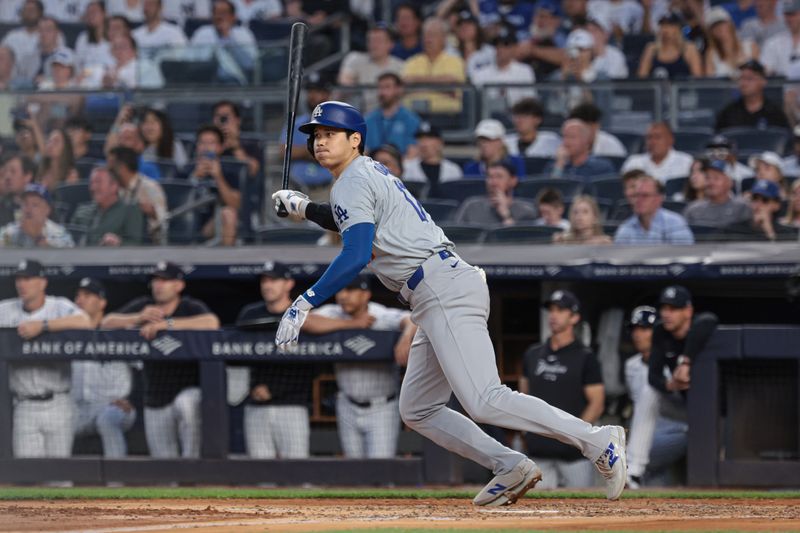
[272,101,627,506]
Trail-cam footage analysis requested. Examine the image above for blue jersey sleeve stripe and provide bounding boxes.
[303,222,375,307]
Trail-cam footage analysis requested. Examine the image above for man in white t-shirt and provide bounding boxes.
[190,0,257,84]
[338,23,406,109]
[132,0,187,58]
[470,24,537,109]
[1,0,43,81]
[760,0,800,76]
[503,97,561,158]
[568,102,627,157]
[0,259,91,457]
[305,274,416,458]
[403,122,464,198]
[104,34,163,88]
[621,122,692,183]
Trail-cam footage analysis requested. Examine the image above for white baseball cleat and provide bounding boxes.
[595,425,627,500]
[472,458,542,507]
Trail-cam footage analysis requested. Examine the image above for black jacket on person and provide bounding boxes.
[648,312,718,394]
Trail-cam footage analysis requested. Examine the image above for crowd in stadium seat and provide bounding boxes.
[1,0,800,246]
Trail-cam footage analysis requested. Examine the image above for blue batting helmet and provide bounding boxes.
[300,100,366,137]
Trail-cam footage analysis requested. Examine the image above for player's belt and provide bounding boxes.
[398,250,454,306]
[345,393,397,408]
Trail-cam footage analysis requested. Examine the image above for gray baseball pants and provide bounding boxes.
[398,253,612,475]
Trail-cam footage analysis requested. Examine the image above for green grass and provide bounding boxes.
[0,487,798,501]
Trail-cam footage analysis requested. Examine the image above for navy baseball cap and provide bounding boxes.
[261,260,292,279]
[658,12,684,25]
[706,158,728,174]
[706,134,734,150]
[415,121,442,138]
[492,24,518,46]
[15,259,45,278]
[629,305,657,328]
[659,285,692,308]
[750,179,781,200]
[544,289,580,313]
[739,59,766,77]
[344,273,371,291]
[305,72,332,92]
[22,183,51,204]
[78,277,106,299]
[151,261,184,280]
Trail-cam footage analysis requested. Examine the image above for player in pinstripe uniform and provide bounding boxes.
[305,274,417,458]
[0,259,91,457]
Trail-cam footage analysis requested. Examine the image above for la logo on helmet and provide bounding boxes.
[312,105,323,118]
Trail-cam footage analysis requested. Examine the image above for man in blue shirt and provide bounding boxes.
[544,119,616,182]
[365,73,421,158]
[614,174,695,245]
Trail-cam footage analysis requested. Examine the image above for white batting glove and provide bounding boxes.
[275,295,313,347]
[272,189,309,221]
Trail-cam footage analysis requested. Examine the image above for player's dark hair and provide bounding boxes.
[537,187,564,207]
[109,146,139,173]
[510,98,544,117]
[213,100,241,118]
[568,102,602,124]
[196,124,224,145]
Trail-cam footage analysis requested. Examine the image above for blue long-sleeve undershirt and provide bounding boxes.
[302,222,374,307]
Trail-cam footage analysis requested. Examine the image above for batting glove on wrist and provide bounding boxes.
[275,295,313,347]
[272,190,310,221]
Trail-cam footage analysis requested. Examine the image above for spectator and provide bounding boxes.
[36,48,80,90]
[74,1,113,72]
[190,0,257,85]
[12,118,44,163]
[1,0,46,82]
[402,17,466,113]
[554,194,612,243]
[761,0,800,75]
[107,0,144,22]
[33,16,70,84]
[614,174,695,244]
[731,179,797,239]
[518,290,604,489]
[0,46,30,90]
[464,119,525,178]
[681,158,708,202]
[590,0,644,37]
[621,122,693,183]
[782,125,800,176]
[140,108,188,170]
[391,3,423,60]
[105,107,162,180]
[231,0,280,23]
[370,144,404,178]
[107,14,134,40]
[0,184,74,247]
[403,122,464,198]
[450,10,495,80]
[684,159,752,228]
[65,116,95,161]
[552,29,600,84]
[623,305,687,488]
[102,261,220,458]
[644,286,718,482]
[503,97,561,158]
[568,102,627,157]
[132,0,187,57]
[454,160,537,226]
[279,74,333,193]
[474,0,536,40]
[704,7,759,78]
[0,154,36,227]
[365,73,421,158]
[676,0,709,54]
[0,259,91,458]
[103,34,163,88]
[622,169,648,205]
[704,135,754,189]
[70,166,144,246]
[211,100,261,176]
[236,261,315,458]
[637,13,703,79]
[470,24,537,108]
[71,277,137,458]
[189,125,241,246]
[780,179,800,226]
[534,187,570,230]
[108,146,167,242]
[517,0,565,80]
[749,151,788,196]
[722,0,757,27]
[740,0,785,47]
[338,24,405,89]
[584,16,629,79]
[305,274,416,458]
[715,60,790,131]
[545,119,616,182]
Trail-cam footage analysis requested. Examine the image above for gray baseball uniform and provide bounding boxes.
[313,301,409,458]
[0,297,84,457]
[331,156,614,475]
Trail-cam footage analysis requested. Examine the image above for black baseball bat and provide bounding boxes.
[277,22,309,218]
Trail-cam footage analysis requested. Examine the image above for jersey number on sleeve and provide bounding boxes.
[394,179,427,222]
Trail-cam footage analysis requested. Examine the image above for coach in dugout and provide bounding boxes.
[102,261,220,458]
[0,259,91,457]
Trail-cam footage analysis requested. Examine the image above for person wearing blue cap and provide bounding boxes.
[684,159,752,230]
[730,179,797,240]
[0,183,74,248]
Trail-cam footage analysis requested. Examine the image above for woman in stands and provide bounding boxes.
[553,195,612,244]
[780,180,800,227]
[37,129,79,190]
[681,157,708,202]
[750,151,788,198]
[75,1,113,72]
[140,108,188,169]
[637,13,703,79]
[704,7,758,78]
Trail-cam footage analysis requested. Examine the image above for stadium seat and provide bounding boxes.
[75,158,104,181]
[160,59,218,87]
[606,156,626,172]
[421,199,459,223]
[402,180,429,200]
[603,222,620,237]
[673,129,712,155]
[167,102,216,134]
[84,93,121,133]
[161,180,197,244]
[59,22,86,48]
[522,157,553,177]
[63,224,86,246]
[438,224,486,244]
[432,179,486,202]
[183,17,211,39]
[53,182,91,224]
[515,178,583,201]
[257,226,324,244]
[249,20,294,41]
[144,158,179,179]
[662,200,687,214]
[589,177,624,202]
[621,34,655,75]
[609,200,632,222]
[610,131,643,155]
[690,224,726,242]
[664,176,688,199]
[720,127,789,157]
[258,45,289,83]
[741,176,756,194]
[484,224,561,244]
[0,23,15,42]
